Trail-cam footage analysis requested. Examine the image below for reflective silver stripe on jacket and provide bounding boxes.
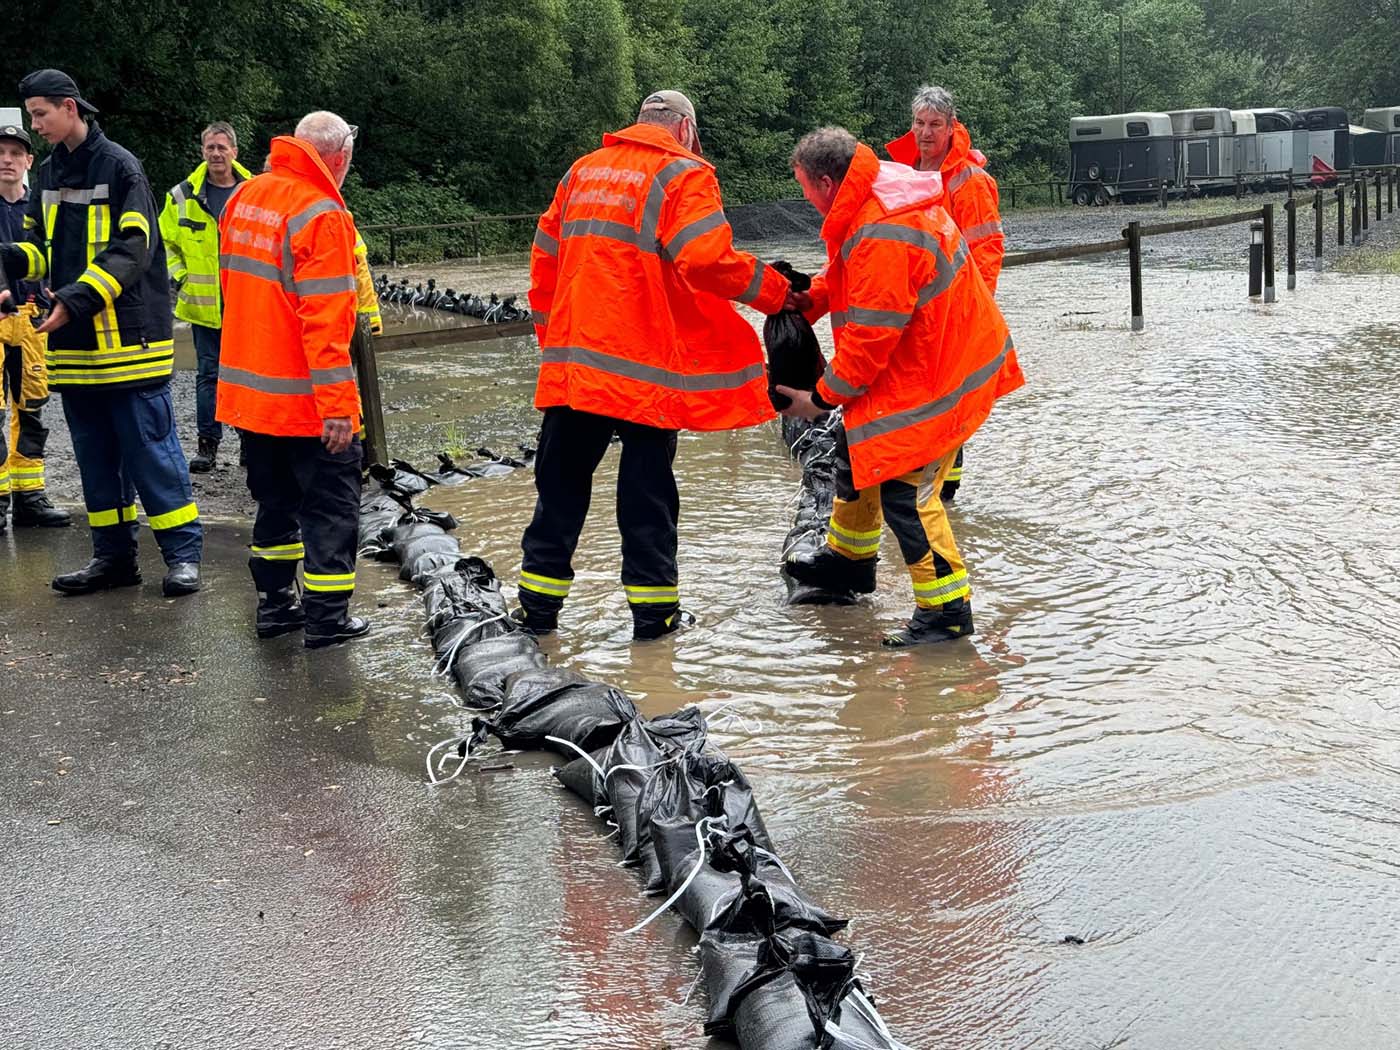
[558,156,703,255]
[962,219,1003,243]
[219,364,313,395]
[840,221,941,262]
[539,346,763,392]
[822,365,867,399]
[286,197,344,235]
[660,209,727,261]
[41,184,110,207]
[840,241,967,330]
[736,260,768,304]
[846,334,1014,445]
[533,229,559,255]
[947,165,988,194]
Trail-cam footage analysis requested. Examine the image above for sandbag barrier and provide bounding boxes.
[778,414,863,607]
[354,464,914,1049]
[374,273,531,322]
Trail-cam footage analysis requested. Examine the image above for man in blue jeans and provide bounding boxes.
[1,70,202,596]
[158,121,250,473]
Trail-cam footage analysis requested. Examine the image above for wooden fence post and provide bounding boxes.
[349,320,388,468]
[1262,204,1276,303]
[1126,220,1144,331]
[1159,179,1168,209]
[1313,189,1323,264]
[1285,198,1297,290]
[1377,175,1384,222]
[388,228,397,265]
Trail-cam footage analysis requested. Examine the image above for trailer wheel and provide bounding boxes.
[1072,184,1095,206]
[1094,186,1111,206]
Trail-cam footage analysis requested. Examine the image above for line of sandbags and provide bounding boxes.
[357,466,911,1048]
[368,445,537,498]
[779,413,862,606]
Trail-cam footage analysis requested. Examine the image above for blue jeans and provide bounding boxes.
[191,323,222,442]
[61,384,203,565]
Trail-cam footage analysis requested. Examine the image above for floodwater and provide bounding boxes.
[366,243,1400,1049]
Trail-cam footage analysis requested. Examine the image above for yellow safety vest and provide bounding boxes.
[158,160,252,328]
[353,230,382,334]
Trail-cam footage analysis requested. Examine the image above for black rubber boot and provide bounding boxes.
[52,558,142,596]
[940,480,960,502]
[633,607,695,641]
[881,602,975,648]
[257,587,306,639]
[511,605,558,636]
[10,491,72,527]
[161,562,202,597]
[305,616,371,650]
[784,547,878,594]
[189,437,219,474]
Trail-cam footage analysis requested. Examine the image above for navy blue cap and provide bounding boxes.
[18,69,99,115]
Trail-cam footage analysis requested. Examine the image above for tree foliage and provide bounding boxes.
[1,0,1395,213]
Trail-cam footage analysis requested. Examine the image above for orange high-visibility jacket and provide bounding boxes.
[807,144,1023,490]
[216,136,360,437]
[887,122,1004,292]
[529,123,789,432]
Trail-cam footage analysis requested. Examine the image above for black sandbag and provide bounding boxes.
[381,509,458,564]
[450,633,548,708]
[637,752,774,895]
[368,460,433,496]
[701,929,897,1050]
[358,492,406,555]
[427,452,478,485]
[400,548,462,583]
[780,413,860,606]
[601,708,708,866]
[424,558,518,663]
[397,527,460,572]
[471,666,637,758]
[763,262,824,411]
[553,745,611,807]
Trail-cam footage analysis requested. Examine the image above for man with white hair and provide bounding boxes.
[886,85,1004,501]
[216,110,369,649]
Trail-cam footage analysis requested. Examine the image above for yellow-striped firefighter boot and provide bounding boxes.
[627,581,693,640]
[787,484,882,593]
[940,445,965,502]
[877,452,975,648]
[514,570,570,635]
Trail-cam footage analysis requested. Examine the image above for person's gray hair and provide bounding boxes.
[294,110,353,162]
[790,127,858,184]
[911,85,957,121]
[201,121,237,148]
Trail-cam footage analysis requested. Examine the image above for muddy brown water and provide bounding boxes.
[362,241,1400,1049]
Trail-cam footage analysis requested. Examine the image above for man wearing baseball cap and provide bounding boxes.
[517,88,790,639]
[0,120,71,530]
[0,69,203,597]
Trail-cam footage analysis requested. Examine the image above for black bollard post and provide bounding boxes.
[1126,220,1144,331]
[1160,179,1168,209]
[1262,203,1276,303]
[1285,198,1297,290]
[1248,220,1264,298]
[1352,182,1361,244]
[1337,186,1346,246]
[1377,175,1384,222]
[1361,176,1370,233]
[1389,171,1395,214]
[1287,169,1295,200]
[1235,171,1244,200]
[1314,189,1324,264]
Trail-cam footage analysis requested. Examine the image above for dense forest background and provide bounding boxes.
[5,0,1398,224]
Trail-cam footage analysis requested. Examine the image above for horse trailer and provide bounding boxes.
[1230,110,1260,176]
[1362,106,1400,164]
[1068,112,1176,204]
[1299,106,1351,172]
[1168,108,1237,189]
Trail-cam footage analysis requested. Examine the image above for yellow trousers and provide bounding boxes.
[0,305,49,496]
[825,449,970,608]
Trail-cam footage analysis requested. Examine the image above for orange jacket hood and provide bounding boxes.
[267,135,347,206]
[885,122,987,173]
[821,144,944,250]
[601,123,712,170]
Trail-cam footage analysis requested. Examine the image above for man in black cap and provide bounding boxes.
[0,70,203,596]
[0,120,70,530]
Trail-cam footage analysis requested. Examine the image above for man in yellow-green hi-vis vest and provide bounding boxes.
[158,120,251,474]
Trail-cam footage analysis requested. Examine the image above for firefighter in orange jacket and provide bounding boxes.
[519,90,790,640]
[779,127,1023,647]
[887,85,1004,501]
[217,111,369,650]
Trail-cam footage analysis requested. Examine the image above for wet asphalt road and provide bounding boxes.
[0,524,560,1050]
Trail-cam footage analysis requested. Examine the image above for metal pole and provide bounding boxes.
[1377,175,1383,222]
[1248,221,1263,298]
[472,220,481,262]
[1337,185,1346,246]
[389,228,397,265]
[1126,220,1144,331]
[1287,168,1295,200]
[349,319,388,468]
[1361,176,1369,233]
[1262,204,1276,303]
[1352,182,1361,244]
[1389,170,1395,214]
[1160,179,1168,209]
[1285,198,1296,290]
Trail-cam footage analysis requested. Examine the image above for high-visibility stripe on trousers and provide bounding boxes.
[825,449,968,608]
[60,386,203,566]
[519,405,680,632]
[242,431,362,629]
